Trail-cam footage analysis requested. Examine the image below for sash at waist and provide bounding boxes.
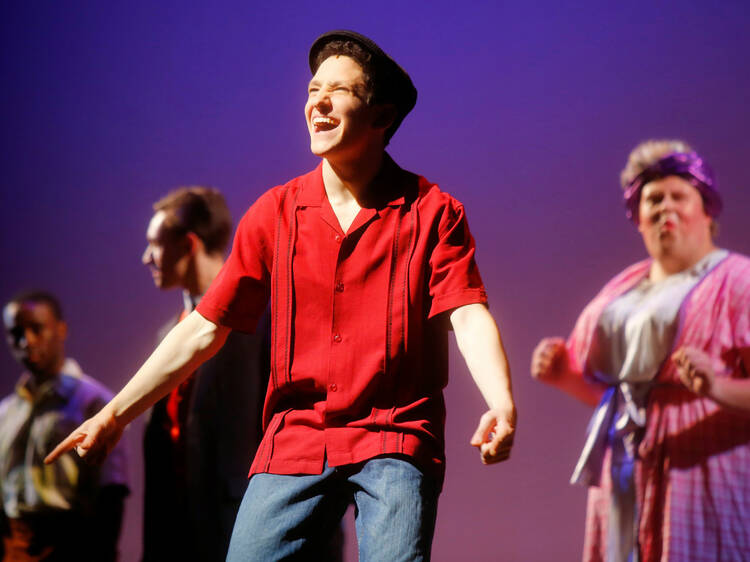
[571,379,679,486]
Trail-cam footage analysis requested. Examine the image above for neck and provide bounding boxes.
[29,358,64,387]
[322,150,385,204]
[183,252,225,296]
[650,241,717,282]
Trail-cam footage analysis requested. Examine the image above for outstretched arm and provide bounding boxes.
[45,311,230,464]
[450,303,516,465]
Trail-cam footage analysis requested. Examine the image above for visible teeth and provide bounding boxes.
[313,117,336,125]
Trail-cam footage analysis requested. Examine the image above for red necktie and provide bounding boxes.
[165,309,194,443]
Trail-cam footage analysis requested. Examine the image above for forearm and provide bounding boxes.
[106,311,229,425]
[674,347,750,414]
[707,376,750,413]
[548,374,606,407]
[531,336,606,407]
[451,304,513,409]
[451,303,516,464]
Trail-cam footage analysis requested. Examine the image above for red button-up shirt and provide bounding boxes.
[197,156,487,479]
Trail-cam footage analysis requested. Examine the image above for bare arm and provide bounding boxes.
[450,303,516,465]
[674,346,750,413]
[45,311,230,463]
[530,337,606,407]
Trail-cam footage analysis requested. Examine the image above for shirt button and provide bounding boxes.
[332,333,342,343]
[329,383,337,392]
[334,234,342,243]
[335,281,344,292]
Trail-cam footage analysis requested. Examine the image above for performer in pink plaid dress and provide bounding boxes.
[532,139,750,562]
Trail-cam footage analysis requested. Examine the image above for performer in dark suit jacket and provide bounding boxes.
[140,187,269,561]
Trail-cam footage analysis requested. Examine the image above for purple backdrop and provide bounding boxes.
[2,2,749,560]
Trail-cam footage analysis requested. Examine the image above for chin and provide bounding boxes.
[23,361,45,375]
[653,246,677,262]
[309,141,333,157]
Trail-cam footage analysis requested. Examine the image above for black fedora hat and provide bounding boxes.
[309,30,417,141]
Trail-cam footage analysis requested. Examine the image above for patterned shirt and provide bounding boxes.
[0,359,129,519]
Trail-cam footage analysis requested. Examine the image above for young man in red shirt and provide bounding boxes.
[47,31,516,560]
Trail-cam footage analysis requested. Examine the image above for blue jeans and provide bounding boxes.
[226,456,440,561]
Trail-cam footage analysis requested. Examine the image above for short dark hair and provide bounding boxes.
[314,40,377,105]
[153,186,232,254]
[7,290,64,321]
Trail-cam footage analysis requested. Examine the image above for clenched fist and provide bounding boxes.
[672,346,717,396]
[531,337,570,383]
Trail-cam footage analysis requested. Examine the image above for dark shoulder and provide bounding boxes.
[69,373,115,404]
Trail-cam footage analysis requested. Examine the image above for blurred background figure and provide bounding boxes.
[140,187,269,562]
[0,291,129,561]
[531,140,750,561]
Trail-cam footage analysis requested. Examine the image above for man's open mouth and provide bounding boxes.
[312,116,339,132]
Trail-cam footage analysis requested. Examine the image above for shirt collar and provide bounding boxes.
[15,357,83,403]
[182,291,202,313]
[296,153,408,209]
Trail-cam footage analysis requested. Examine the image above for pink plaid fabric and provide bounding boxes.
[568,253,750,561]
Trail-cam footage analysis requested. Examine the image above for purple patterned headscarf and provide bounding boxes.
[623,151,722,224]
